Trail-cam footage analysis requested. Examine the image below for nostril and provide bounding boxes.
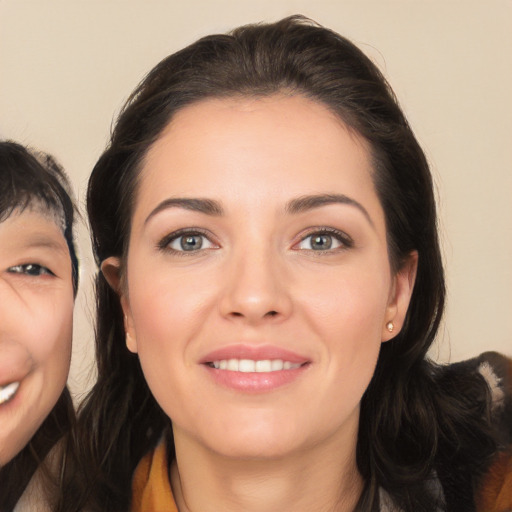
[229,310,279,319]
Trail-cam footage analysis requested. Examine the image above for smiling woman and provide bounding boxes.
[103,95,411,476]
[63,16,511,512]
[0,141,78,511]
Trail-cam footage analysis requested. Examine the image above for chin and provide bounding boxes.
[201,417,314,460]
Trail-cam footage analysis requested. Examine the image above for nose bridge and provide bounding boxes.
[220,237,291,322]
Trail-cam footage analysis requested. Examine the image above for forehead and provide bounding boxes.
[149,94,367,160]
[138,94,375,203]
[0,208,68,253]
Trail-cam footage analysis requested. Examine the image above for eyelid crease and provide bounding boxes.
[157,227,218,252]
[7,263,56,277]
[293,227,354,251]
[154,222,355,259]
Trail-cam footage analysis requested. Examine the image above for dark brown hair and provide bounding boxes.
[66,16,497,511]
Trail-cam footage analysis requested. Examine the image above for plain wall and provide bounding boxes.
[1,0,511,397]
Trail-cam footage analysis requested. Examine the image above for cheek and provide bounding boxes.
[127,247,225,340]
[30,300,73,366]
[299,263,390,338]
[17,292,74,413]
[32,301,73,411]
[129,272,209,348]
[127,271,210,392]
[0,298,73,464]
[297,265,390,396]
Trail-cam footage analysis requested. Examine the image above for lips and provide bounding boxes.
[201,345,308,365]
[209,358,302,372]
[200,345,310,392]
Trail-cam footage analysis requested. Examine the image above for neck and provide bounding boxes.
[170,421,363,512]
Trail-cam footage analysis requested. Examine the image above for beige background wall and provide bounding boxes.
[1,0,511,398]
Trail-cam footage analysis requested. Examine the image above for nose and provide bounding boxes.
[218,246,293,324]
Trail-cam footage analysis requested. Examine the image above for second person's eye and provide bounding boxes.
[7,263,54,276]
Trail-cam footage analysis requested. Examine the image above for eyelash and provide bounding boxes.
[294,227,354,253]
[157,226,353,255]
[157,228,217,255]
[7,263,55,277]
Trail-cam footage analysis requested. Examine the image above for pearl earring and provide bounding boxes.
[386,321,394,333]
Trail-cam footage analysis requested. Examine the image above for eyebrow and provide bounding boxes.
[145,198,224,225]
[285,194,374,227]
[144,193,374,227]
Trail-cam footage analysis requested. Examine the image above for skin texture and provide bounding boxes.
[0,209,73,465]
[104,94,417,511]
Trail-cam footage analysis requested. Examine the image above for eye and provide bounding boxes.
[159,229,217,253]
[295,228,353,252]
[7,263,54,276]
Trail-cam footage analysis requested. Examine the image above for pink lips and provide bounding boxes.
[200,345,308,365]
[200,344,310,392]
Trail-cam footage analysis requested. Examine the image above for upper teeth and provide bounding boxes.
[210,359,301,372]
[0,382,20,405]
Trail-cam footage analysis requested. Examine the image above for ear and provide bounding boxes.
[382,251,418,342]
[101,256,138,353]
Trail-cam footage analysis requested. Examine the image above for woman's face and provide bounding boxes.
[109,95,416,459]
[0,209,73,465]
